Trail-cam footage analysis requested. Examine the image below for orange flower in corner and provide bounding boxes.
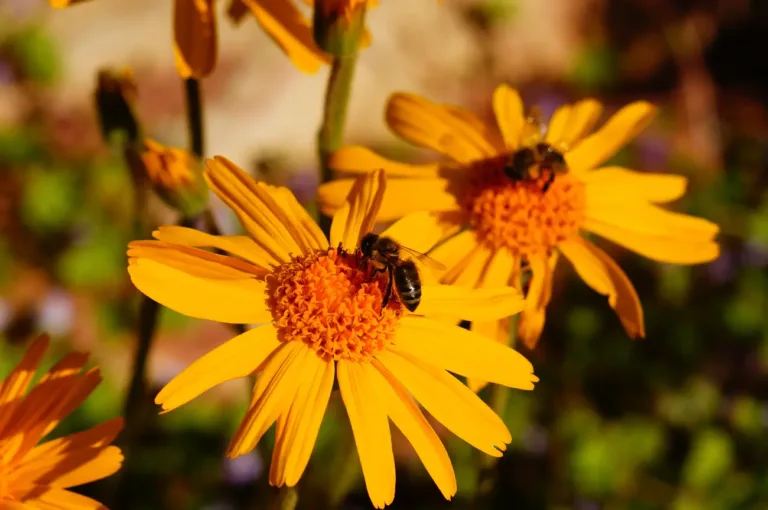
[127,161,537,507]
[51,0,217,79]
[0,334,124,508]
[318,85,720,357]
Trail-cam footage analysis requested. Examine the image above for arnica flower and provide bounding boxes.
[0,334,124,508]
[318,85,720,355]
[127,160,538,507]
[140,139,209,217]
[51,0,216,79]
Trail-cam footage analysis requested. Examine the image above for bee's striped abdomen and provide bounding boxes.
[394,261,422,312]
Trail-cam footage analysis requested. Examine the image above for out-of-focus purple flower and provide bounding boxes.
[0,298,12,330]
[575,499,601,510]
[0,61,16,86]
[287,170,319,205]
[525,89,567,120]
[707,249,735,284]
[222,452,263,485]
[521,426,549,455]
[37,288,74,336]
[635,134,671,170]
[742,240,768,268]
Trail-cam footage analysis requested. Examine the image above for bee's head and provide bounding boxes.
[504,147,536,181]
[360,233,378,258]
[536,143,567,174]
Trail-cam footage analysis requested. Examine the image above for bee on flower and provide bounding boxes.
[127,160,538,507]
[0,334,124,508]
[317,85,720,369]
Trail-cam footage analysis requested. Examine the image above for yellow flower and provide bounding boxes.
[0,334,124,508]
[227,0,381,73]
[318,85,720,355]
[140,139,209,217]
[51,0,217,79]
[127,159,537,507]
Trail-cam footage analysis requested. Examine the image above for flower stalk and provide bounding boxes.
[185,77,205,158]
[317,53,359,235]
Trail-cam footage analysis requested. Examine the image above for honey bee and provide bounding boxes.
[358,233,445,312]
[503,108,567,193]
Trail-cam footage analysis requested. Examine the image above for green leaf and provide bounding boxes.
[682,428,734,491]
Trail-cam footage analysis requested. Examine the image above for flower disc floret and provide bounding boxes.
[266,247,401,362]
[463,155,587,257]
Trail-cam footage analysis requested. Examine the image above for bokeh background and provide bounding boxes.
[1,0,767,508]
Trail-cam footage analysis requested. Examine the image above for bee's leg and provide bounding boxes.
[381,266,394,313]
[542,170,555,193]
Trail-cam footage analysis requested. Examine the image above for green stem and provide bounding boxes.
[472,314,519,508]
[328,437,361,508]
[269,486,299,510]
[185,77,204,158]
[317,53,359,235]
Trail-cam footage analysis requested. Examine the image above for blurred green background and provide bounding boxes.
[1,0,767,509]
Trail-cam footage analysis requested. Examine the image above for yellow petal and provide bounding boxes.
[386,93,502,163]
[560,237,644,338]
[441,244,494,287]
[156,326,281,412]
[227,342,307,457]
[329,146,442,178]
[394,316,537,389]
[587,222,720,264]
[371,360,457,500]
[586,201,718,241]
[152,225,279,269]
[20,418,123,473]
[518,252,557,349]
[237,0,329,74]
[492,85,525,150]
[271,355,334,487]
[337,360,396,509]
[16,445,124,490]
[204,156,307,261]
[268,185,329,252]
[380,211,462,261]
[546,99,603,149]
[376,350,510,457]
[16,486,109,509]
[320,177,459,221]
[566,101,657,174]
[330,169,386,250]
[49,0,90,6]
[467,318,509,392]
[0,334,49,436]
[174,0,217,79]
[417,285,524,321]
[128,240,267,278]
[427,230,477,281]
[583,203,720,264]
[128,258,271,324]
[581,166,688,203]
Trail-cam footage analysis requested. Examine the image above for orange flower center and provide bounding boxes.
[461,154,586,257]
[266,247,402,362]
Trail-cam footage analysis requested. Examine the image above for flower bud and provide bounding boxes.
[313,0,369,57]
[140,139,208,217]
[94,68,140,144]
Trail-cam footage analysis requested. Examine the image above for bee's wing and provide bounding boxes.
[396,244,447,271]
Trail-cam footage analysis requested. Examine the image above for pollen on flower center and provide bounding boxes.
[462,154,586,257]
[266,247,402,362]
